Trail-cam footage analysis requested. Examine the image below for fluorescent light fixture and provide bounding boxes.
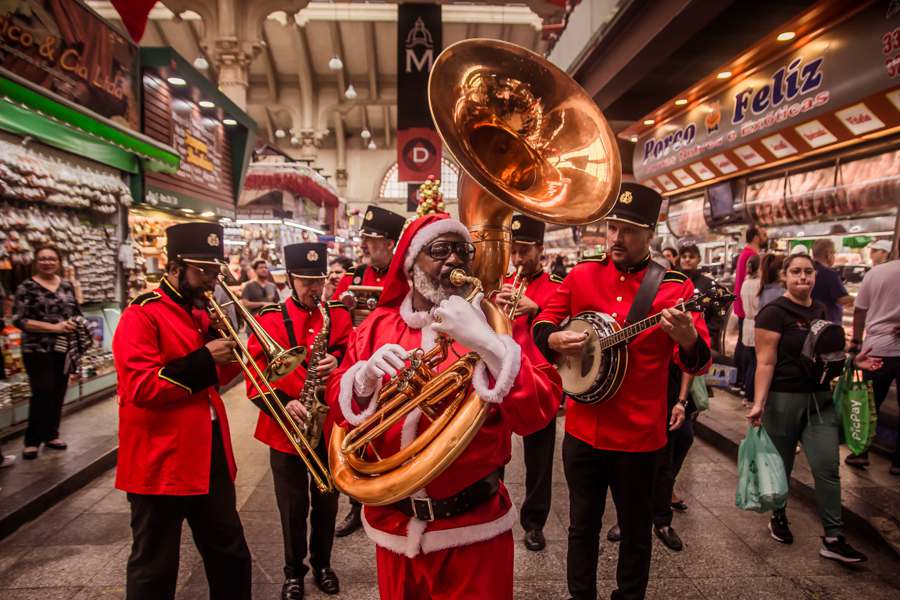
[777,31,795,42]
[167,76,187,86]
[200,211,216,217]
[283,220,326,235]
[328,55,343,71]
[360,128,371,139]
[674,99,688,106]
[236,219,282,225]
[345,84,358,99]
[193,57,209,70]
[643,119,655,126]
[367,140,376,150]
[180,208,195,214]
[275,129,286,138]
[629,136,638,142]
[717,71,732,79]
[224,240,247,246]
[223,118,238,126]
[198,100,215,108]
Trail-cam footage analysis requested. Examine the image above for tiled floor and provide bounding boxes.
[1,386,898,599]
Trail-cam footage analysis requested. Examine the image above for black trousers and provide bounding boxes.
[23,352,68,447]
[734,317,746,387]
[125,426,251,600]
[652,416,695,528]
[520,414,557,531]
[865,356,900,467]
[270,438,339,579]
[563,434,659,600]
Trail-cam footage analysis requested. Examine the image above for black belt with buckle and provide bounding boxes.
[392,470,501,522]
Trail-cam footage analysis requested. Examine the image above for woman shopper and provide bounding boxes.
[12,245,85,460]
[747,253,866,563]
[740,255,761,404]
[758,253,786,310]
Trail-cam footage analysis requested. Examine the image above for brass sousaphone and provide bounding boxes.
[329,39,621,505]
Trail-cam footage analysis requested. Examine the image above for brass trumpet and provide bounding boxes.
[504,266,526,320]
[206,276,334,493]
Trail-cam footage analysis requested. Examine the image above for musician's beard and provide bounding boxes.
[412,265,456,306]
[177,271,213,308]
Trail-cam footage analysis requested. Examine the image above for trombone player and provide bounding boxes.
[326,214,561,599]
[492,214,565,552]
[245,243,353,600]
[112,223,251,600]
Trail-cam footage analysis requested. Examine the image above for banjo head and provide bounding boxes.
[556,312,619,402]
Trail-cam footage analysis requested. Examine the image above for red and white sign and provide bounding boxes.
[734,145,765,166]
[396,128,441,181]
[672,168,696,186]
[644,180,661,193]
[761,134,797,158]
[709,154,737,174]
[885,88,900,112]
[690,162,715,180]
[794,120,838,148]
[657,174,677,191]
[835,103,885,135]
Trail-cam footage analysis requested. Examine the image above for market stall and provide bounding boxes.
[0,0,180,430]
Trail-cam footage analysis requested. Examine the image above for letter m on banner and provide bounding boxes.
[397,5,441,182]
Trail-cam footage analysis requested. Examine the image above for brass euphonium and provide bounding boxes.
[205,273,334,493]
[329,39,621,505]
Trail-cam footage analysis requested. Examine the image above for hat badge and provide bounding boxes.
[365,210,374,221]
[511,220,521,231]
[306,250,319,262]
[207,233,220,246]
[619,191,633,205]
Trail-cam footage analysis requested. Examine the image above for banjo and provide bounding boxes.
[556,285,733,405]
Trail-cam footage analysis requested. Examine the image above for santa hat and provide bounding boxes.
[377,213,471,309]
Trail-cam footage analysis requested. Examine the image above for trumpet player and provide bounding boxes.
[492,214,564,552]
[112,223,251,600]
[244,243,352,600]
[326,214,561,600]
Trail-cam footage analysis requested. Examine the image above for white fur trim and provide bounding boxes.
[472,335,521,404]
[361,505,517,557]
[339,361,382,426]
[404,219,472,272]
[400,291,432,329]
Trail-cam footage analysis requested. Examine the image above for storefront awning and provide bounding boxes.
[0,69,179,174]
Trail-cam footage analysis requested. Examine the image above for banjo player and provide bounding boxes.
[531,182,712,600]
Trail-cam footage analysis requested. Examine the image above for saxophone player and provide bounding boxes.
[244,242,352,600]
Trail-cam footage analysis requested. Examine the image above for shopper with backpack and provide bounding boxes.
[747,253,867,564]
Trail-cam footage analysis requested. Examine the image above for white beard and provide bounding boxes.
[412,265,453,306]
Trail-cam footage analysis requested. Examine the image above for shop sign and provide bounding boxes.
[633,1,900,192]
[171,100,223,189]
[0,0,138,130]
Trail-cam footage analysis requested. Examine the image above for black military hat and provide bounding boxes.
[360,205,405,242]
[605,182,663,229]
[166,222,224,264]
[511,214,545,244]
[284,242,327,278]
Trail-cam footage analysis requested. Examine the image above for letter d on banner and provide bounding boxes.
[397,3,442,182]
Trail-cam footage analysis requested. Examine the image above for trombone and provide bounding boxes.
[205,274,334,492]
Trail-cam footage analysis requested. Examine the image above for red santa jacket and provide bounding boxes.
[245,298,352,453]
[326,294,561,557]
[497,268,563,366]
[532,254,711,453]
[113,278,242,495]
[331,263,389,300]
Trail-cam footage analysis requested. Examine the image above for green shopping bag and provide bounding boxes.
[690,376,710,412]
[735,426,788,513]
[833,358,876,456]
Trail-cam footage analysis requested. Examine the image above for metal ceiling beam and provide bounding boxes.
[328,21,350,101]
[260,26,280,103]
[363,20,388,146]
[499,23,511,42]
[152,20,172,48]
[382,106,392,149]
[291,23,317,133]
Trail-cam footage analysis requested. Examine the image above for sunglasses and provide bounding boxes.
[425,241,476,261]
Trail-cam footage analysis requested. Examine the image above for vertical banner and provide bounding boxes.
[397,3,441,182]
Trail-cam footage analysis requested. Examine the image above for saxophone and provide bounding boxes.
[300,298,331,449]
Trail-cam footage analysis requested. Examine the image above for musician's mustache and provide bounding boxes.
[611,245,627,253]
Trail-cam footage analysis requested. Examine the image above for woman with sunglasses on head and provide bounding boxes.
[747,253,866,564]
[12,245,85,460]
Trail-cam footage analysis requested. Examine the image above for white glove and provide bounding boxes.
[432,293,505,376]
[353,343,409,397]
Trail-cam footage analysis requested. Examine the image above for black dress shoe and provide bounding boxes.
[313,567,340,595]
[281,577,303,600]
[524,529,546,551]
[22,448,38,460]
[670,500,689,512]
[606,525,621,542]
[44,440,67,451]
[335,505,362,537]
[655,526,683,551]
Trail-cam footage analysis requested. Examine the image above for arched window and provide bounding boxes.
[378,159,460,203]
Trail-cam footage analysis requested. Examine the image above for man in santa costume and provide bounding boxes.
[326,213,561,599]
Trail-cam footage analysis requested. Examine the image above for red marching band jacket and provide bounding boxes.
[113,279,243,496]
[245,298,352,453]
[325,296,562,558]
[331,264,388,300]
[532,255,712,453]
[499,269,564,366]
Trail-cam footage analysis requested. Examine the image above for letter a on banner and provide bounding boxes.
[397,3,442,182]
